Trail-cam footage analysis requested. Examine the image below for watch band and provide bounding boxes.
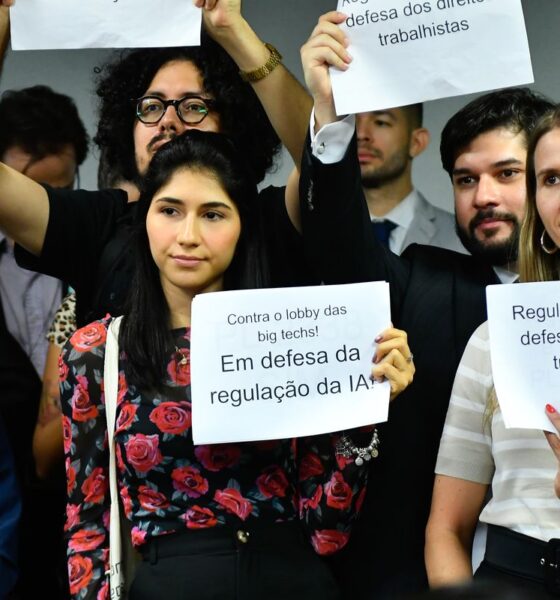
[239,43,283,83]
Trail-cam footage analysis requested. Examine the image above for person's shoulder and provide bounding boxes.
[403,241,466,264]
[46,184,126,203]
[47,185,129,218]
[402,243,498,293]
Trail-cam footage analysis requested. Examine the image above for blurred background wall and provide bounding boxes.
[2,0,556,212]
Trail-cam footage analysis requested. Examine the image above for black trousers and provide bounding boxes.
[130,521,341,600]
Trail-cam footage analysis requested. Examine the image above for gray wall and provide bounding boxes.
[1,0,557,207]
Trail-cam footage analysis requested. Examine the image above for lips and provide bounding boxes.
[476,218,507,231]
[172,255,205,268]
[357,147,382,163]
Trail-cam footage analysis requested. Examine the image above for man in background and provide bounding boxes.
[0,84,88,599]
[354,105,463,253]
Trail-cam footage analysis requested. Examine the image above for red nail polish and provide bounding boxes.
[546,404,557,414]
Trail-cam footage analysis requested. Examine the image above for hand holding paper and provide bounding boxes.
[545,404,560,499]
[372,327,415,400]
[195,0,242,34]
[301,11,350,131]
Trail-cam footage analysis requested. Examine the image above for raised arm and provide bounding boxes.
[197,0,312,166]
[300,11,350,134]
[0,163,49,256]
[296,13,410,308]
[0,2,51,248]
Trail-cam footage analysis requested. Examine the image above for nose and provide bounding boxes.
[176,214,201,247]
[356,113,373,142]
[473,174,499,208]
[158,103,186,134]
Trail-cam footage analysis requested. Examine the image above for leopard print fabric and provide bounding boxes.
[47,292,77,348]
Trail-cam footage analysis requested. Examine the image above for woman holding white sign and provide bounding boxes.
[60,131,414,600]
[426,106,560,597]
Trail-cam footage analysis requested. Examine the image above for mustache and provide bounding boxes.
[469,208,518,232]
[357,145,383,160]
[147,133,177,153]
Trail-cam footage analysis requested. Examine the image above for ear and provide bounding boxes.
[409,127,430,159]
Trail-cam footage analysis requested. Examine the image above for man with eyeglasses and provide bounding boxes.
[0,0,312,329]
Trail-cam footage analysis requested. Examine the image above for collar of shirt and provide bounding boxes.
[370,189,420,254]
[493,265,519,284]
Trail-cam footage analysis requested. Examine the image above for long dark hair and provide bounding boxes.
[120,130,270,390]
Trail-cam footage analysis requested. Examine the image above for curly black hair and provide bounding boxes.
[0,85,89,165]
[94,33,280,185]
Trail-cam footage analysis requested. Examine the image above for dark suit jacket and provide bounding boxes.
[300,134,500,598]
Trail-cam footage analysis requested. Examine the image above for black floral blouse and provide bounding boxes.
[61,317,369,599]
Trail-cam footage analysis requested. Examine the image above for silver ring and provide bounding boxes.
[406,354,414,364]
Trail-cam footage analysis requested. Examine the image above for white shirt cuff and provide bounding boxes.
[309,109,356,164]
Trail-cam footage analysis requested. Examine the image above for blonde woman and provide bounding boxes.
[425,106,560,598]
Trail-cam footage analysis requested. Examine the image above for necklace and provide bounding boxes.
[174,346,189,366]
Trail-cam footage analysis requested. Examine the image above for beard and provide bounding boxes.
[360,146,410,189]
[456,208,520,266]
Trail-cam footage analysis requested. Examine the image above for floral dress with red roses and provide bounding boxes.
[61,317,370,600]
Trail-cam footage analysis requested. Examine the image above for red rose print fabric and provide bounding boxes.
[62,318,369,599]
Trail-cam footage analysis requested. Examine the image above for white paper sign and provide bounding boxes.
[332,0,533,115]
[191,282,391,444]
[487,282,560,432]
[10,0,201,50]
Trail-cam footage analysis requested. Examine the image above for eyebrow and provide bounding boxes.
[371,110,397,121]
[154,197,233,210]
[452,158,524,176]
[537,167,560,178]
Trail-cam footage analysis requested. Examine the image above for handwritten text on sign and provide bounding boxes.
[487,282,560,432]
[10,0,201,50]
[191,282,391,444]
[332,0,533,115]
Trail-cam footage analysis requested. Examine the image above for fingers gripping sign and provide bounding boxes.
[301,11,352,130]
[194,0,242,34]
[545,404,560,499]
[371,327,415,401]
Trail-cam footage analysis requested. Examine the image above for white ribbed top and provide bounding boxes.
[436,321,560,542]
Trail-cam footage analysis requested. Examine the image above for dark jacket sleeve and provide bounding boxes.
[298,132,410,318]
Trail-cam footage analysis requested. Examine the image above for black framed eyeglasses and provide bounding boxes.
[135,94,216,126]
